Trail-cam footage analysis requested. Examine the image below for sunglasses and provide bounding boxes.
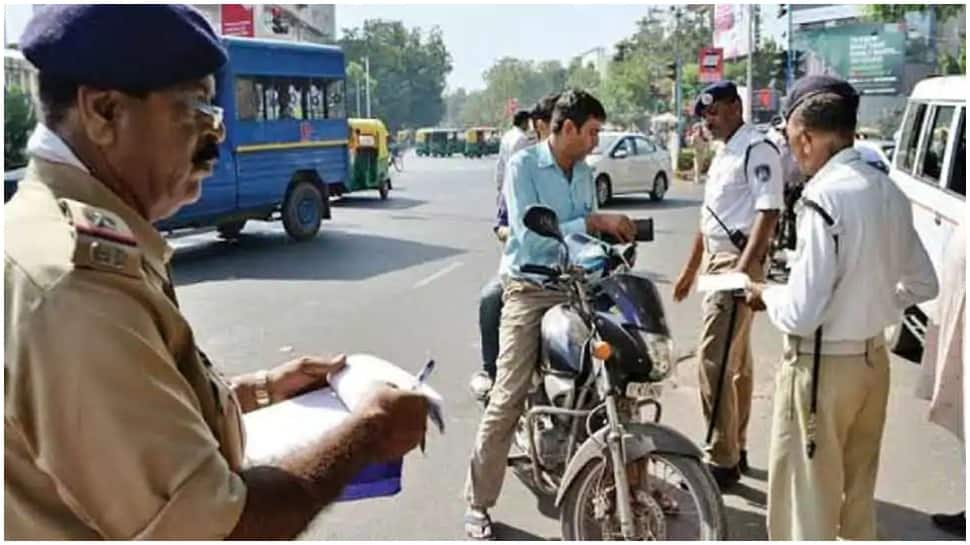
[187,98,224,130]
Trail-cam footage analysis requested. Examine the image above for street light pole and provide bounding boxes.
[364,56,371,118]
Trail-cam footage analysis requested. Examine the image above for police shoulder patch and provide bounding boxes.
[58,199,143,278]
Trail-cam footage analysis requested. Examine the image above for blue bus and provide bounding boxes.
[156,37,348,241]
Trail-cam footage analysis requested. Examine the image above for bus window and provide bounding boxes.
[326,79,346,119]
[235,77,262,120]
[307,79,326,120]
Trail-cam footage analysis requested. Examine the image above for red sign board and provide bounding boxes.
[221,4,254,37]
[698,47,724,83]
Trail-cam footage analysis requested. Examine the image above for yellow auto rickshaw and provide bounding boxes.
[348,118,391,199]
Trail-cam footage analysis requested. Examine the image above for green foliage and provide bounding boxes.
[339,20,453,131]
[863,5,965,23]
[5,88,35,169]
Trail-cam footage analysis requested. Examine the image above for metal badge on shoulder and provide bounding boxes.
[58,199,143,278]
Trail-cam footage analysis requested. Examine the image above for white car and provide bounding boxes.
[886,75,965,360]
[586,131,671,206]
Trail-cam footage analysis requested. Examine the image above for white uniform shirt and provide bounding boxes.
[495,127,532,191]
[762,148,939,341]
[26,124,90,174]
[701,124,784,241]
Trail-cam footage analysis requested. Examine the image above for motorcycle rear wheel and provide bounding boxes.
[560,452,726,540]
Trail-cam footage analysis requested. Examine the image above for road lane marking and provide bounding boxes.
[413,261,464,289]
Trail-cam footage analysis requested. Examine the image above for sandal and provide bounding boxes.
[464,508,494,540]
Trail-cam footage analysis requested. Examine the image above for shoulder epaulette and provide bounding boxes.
[58,198,143,278]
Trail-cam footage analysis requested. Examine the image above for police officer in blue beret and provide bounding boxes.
[5,5,428,539]
[746,75,937,539]
[672,80,785,489]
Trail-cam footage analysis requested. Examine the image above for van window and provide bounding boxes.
[918,105,955,184]
[897,102,927,172]
[948,110,965,197]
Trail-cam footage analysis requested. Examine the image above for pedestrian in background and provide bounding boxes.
[917,220,965,537]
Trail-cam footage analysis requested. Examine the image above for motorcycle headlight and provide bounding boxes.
[644,333,675,381]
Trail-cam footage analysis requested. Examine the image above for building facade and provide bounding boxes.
[193,4,336,44]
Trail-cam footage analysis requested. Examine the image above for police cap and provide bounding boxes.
[21,5,227,92]
[783,75,859,121]
[694,81,740,117]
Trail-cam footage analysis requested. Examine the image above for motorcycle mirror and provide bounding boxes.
[523,205,564,242]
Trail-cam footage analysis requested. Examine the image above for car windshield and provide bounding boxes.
[592,134,621,155]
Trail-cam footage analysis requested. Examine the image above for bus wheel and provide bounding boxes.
[283,181,323,241]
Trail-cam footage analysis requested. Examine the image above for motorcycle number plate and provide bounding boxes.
[625,382,659,399]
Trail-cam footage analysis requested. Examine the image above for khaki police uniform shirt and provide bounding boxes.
[4,158,247,539]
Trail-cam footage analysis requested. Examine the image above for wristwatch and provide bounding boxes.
[253,370,272,408]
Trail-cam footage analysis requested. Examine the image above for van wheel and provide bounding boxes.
[595,175,612,207]
[651,172,668,201]
[282,181,323,241]
[217,220,247,240]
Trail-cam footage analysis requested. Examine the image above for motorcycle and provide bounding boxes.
[507,205,727,540]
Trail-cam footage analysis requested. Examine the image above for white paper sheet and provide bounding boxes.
[243,353,446,466]
[696,272,751,293]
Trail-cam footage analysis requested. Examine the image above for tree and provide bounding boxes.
[5,88,35,169]
[863,5,965,23]
[339,20,453,130]
[565,58,601,92]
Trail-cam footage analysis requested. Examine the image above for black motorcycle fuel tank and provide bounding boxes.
[540,304,590,377]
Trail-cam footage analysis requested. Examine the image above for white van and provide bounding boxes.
[887,75,966,359]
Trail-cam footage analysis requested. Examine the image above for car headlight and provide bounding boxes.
[644,333,676,381]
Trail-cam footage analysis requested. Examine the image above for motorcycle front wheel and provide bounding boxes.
[560,452,727,540]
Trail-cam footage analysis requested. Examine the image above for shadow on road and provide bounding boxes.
[606,196,701,212]
[171,229,463,286]
[331,194,427,210]
[492,521,548,541]
[722,493,962,540]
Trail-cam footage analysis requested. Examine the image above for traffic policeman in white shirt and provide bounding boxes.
[746,75,938,540]
[673,81,784,489]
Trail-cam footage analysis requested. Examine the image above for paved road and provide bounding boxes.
[171,152,964,540]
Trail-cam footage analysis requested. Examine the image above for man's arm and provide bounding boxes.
[736,210,779,274]
[228,386,427,539]
[759,209,838,336]
[673,232,704,302]
[894,201,939,309]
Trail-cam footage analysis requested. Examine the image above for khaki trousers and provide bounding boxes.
[767,337,890,540]
[464,279,567,508]
[698,252,761,468]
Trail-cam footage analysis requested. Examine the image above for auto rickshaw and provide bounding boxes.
[464,128,486,157]
[484,129,501,155]
[415,128,431,156]
[348,118,391,199]
[429,129,452,157]
[451,130,466,156]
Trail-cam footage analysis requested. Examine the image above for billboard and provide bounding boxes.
[698,47,724,83]
[712,4,751,60]
[221,4,255,37]
[794,23,905,95]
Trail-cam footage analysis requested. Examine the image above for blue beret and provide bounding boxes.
[21,5,227,91]
[694,81,739,116]
[783,75,859,121]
